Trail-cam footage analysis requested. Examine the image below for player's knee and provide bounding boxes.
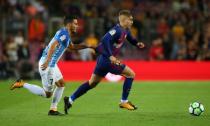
[56,81,65,87]
[58,82,65,87]
[89,81,99,88]
[131,71,136,78]
[46,92,52,98]
[128,71,135,78]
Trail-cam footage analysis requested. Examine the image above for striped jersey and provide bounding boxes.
[40,27,71,67]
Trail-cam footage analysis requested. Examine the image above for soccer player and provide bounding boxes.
[10,15,93,116]
[64,10,145,114]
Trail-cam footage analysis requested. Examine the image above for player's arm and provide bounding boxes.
[41,41,59,70]
[67,42,95,50]
[126,31,145,49]
[102,30,121,65]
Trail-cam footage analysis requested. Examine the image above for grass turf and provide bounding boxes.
[0,80,210,126]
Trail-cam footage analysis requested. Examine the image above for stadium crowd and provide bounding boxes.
[0,0,210,79]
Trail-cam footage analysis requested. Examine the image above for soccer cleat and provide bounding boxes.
[10,79,24,90]
[119,101,138,110]
[64,96,72,114]
[48,110,64,116]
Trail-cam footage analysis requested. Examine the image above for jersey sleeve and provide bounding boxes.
[126,30,138,46]
[54,30,70,46]
[102,28,119,57]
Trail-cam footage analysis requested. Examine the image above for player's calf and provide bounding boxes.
[120,66,136,109]
[88,74,102,88]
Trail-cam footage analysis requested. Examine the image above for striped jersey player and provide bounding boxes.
[10,15,93,116]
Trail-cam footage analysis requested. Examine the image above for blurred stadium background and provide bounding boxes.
[1,1,210,126]
[0,0,210,80]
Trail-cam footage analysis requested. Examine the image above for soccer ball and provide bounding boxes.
[189,102,204,116]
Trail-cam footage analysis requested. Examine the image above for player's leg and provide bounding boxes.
[50,79,65,111]
[64,55,108,114]
[108,63,137,110]
[10,61,55,98]
[69,74,103,103]
[64,73,103,114]
[121,66,135,102]
[48,65,65,116]
[119,65,137,110]
[10,79,47,98]
[67,58,107,104]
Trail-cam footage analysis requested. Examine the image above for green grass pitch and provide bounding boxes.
[0,80,210,126]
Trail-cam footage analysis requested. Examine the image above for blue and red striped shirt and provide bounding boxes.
[96,24,138,58]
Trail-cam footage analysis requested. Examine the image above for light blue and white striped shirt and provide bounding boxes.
[40,28,71,67]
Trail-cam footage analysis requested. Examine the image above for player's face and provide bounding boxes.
[69,19,79,33]
[125,16,133,28]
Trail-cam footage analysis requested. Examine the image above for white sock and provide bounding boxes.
[69,97,74,104]
[121,99,128,103]
[50,87,64,110]
[23,83,46,97]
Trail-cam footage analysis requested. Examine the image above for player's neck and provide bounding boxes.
[65,27,72,36]
[69,30,73,36]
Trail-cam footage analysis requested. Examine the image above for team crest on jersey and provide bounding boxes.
[60,35,66,41]
[109,29,116,36]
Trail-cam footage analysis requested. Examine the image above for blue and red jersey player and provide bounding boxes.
[64,10,145,114]
[94,23,142,77]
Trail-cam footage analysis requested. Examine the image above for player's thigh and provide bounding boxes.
[93,57,109,77]
[39,67,54,92]
[121,66,135,78]
[109,63,126,75]
[89,74,103,87]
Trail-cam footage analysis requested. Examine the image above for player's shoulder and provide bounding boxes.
[108,24,121,36]
[56,28,69,36]
[53,27,71,44]
[55,28,70,40]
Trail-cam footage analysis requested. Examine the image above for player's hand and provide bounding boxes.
[88,45,96,50]
[41,61,49,70]
[137,42,145,49]
[109,56,121,65]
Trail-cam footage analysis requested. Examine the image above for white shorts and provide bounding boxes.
[38,61,63,92]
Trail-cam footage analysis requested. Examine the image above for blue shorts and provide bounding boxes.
[94,55,126,77]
